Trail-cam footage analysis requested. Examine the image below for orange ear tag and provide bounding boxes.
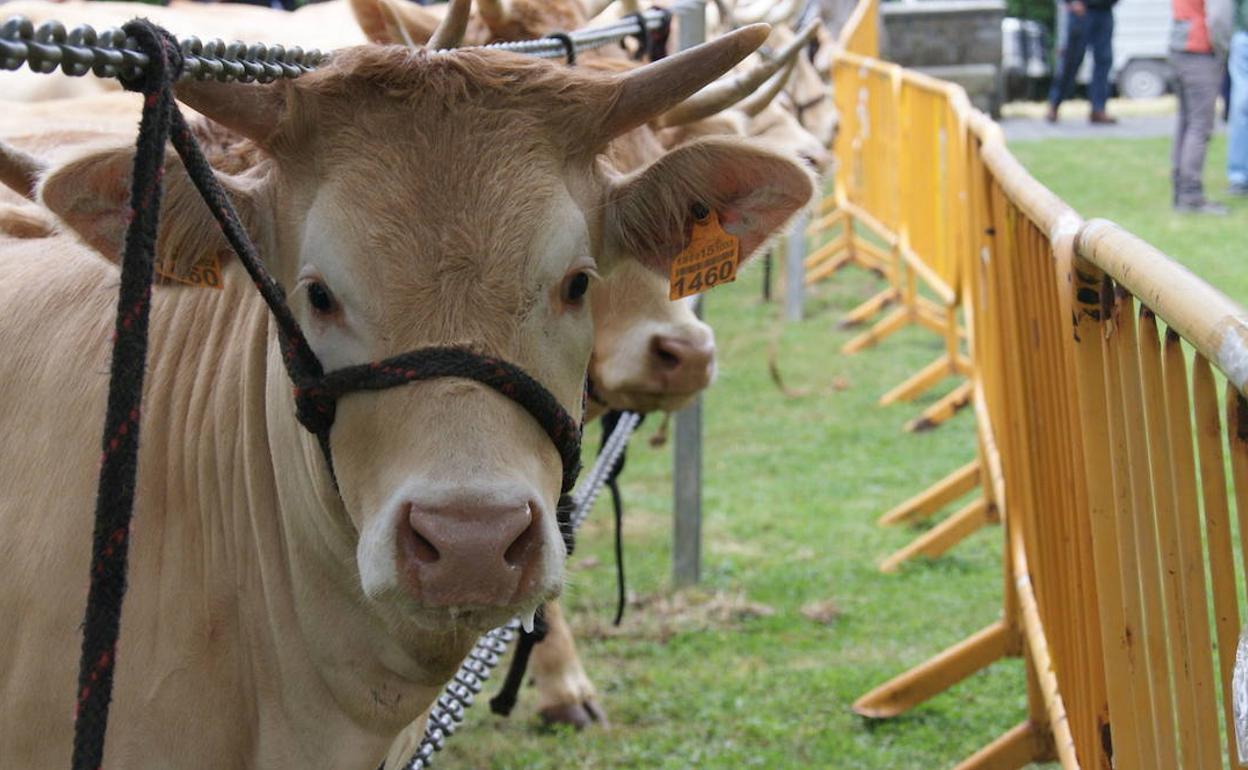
[668,209,740,301]
[154,250,224,290]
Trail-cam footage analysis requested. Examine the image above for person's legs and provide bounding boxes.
[1088,8,1115,117]
[1171,52,1227,210]
[1172,56,1189,204]
[1227,31,1248,192]
[1048,8,1090,116]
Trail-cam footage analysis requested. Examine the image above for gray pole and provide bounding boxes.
[672,0,706,588]
[785,211,809,322]
[675,0,707,52]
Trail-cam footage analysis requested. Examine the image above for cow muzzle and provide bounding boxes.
[394,493,547,608]
[650,332,716,395]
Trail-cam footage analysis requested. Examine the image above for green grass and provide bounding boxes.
[1010,135,1248,304]
[437,134,1241,769]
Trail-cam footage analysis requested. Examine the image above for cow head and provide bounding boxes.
[775,24,839,149]
[35,33,812,637]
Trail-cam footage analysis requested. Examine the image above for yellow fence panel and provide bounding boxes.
[827,0,1248,765]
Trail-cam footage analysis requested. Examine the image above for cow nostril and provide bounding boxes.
[652,338,682,371]
[409,529,440,564]
[404,505,442,564]
[503,503,541,567]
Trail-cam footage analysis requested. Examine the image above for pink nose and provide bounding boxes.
[651,334,716,393]
[398,498,542,607]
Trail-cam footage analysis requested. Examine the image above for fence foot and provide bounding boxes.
[951,721,1054,770]
[879,354,959,406]
[879,460,980,527]
[878,496,992,573]
[853,620,1013,719]
[851,238,893,275]
[842,306,909,355]
[839,286,898,328]
[804,231,848,270]
[805,245,854,285]
[905,379,973,432]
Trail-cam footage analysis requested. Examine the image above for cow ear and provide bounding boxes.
[37,143,263,274]
[350,0,440,45]
[602,136,813,274]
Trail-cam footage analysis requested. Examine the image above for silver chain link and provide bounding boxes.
[0,16,328,82]
[402,411,642,770]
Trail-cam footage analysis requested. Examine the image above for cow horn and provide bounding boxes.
[477,0,510,32]
[597,23,770,143]
[428,0,472,49]
[731,0,773,25]
[584,0,617,19]
[655,18,813,127]
[175,80,286,149]
[0,140,44,201]
[766,0,801,26]
[711,0,738,29]
[739,59,796,117]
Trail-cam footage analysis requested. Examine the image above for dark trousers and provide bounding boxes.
[1048,6,1115,112]
[1171,51,1224,205]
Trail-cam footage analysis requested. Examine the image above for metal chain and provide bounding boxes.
[401,410,642,770]
[0,1,703,82]
[0,16,328,82]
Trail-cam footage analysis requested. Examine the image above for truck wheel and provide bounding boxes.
[1118,60,1170,100]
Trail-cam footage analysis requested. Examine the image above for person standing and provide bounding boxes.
[1171,0,1234,213]
[1227,0,1248,196]
[1047,0,1119,124]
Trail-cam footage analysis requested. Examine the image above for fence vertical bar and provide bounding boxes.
[786,211,809,322]
[671,0,706,587]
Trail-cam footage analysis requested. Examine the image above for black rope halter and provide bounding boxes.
[71,21,583,770]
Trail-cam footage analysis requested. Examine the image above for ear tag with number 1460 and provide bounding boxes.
[668,207,740,301]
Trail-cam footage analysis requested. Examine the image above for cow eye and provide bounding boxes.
[307,281,337,315]
[562,271,591,305]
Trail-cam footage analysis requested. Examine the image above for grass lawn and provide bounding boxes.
[435,133,1241,769]
[1010,135,1248,304]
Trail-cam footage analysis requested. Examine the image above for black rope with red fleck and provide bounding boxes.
[70,20,179,770]
[71,19,585,770]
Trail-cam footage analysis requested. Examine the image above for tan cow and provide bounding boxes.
[0,30,813,768]
[345,4,831,730]
[0,0,823,731]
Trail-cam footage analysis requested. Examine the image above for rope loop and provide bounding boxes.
[118,19,181,93]
[544,31,575,65]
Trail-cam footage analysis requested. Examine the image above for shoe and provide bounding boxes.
[1173,199,1230,215]
[1229,183,1248,197]
[1045,105,1059,123]
[1089,111,1118,125]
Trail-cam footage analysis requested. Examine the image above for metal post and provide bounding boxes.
[762,250,773,302]
[672,0,705,588]
[673,391,702,587]
[675,0,707,52]
[785,211,809,322]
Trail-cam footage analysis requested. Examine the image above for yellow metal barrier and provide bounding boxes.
[823,2,1248,766]
[810,52,974,433]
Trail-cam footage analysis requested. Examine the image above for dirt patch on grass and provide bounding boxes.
[578,588,775,643]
